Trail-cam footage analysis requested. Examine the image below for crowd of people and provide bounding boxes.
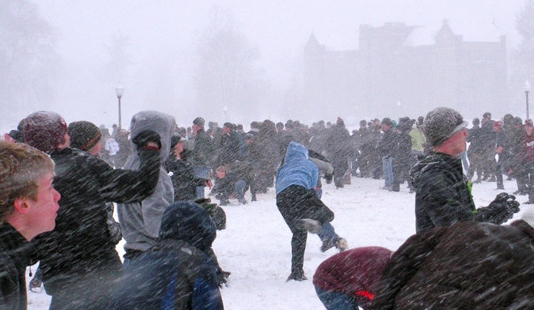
[1,106,534,309]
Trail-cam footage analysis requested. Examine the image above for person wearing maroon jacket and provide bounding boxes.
[313,246,392,310]
[518,119,534,204]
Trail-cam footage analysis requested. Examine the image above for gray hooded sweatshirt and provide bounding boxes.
[117,111,175,254]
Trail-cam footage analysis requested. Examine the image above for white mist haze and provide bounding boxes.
[1,0,527,132]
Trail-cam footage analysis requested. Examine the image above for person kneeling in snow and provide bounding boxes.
[111,201,224,310]
[212,165,250,205]
[313,246,392,310]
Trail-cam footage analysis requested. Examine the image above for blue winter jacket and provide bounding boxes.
[275,142,318,194]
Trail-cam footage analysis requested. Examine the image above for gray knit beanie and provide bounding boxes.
[422,107,468,147]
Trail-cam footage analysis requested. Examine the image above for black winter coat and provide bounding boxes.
[190,129,214,168]
[373,220,534,310]
[410,152,511,233]
[379,130,397,158]
[0,223,35,310]
[33,147,160,296]
[165,154,206,201]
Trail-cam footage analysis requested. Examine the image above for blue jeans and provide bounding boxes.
[314,189,338,246]
[382,156,393,188]
[235,179,247,202]
[318,222,338,246]
[315,287,359,310]
[193,166,209,199]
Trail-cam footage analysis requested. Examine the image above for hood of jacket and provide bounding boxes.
[158,201,216,253]
[128,111,175,163]
[284,141,308,164]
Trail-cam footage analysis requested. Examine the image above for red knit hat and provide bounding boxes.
[22,111,68,153]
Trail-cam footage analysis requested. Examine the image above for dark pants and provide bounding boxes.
[332,154,349,187]
[520,162,534,202]
[276,185,334,274]
[47,262,122,310]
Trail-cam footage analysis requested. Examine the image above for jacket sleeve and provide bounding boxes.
[97,148,161,203]
[372,227,448,309]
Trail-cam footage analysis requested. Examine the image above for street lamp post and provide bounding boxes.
[526,81,531,121]
[115,84,124,130]
[223,106,228,121]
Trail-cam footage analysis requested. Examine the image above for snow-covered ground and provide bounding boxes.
[26,175,527,309]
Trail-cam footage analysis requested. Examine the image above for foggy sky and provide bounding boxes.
[3,0,526,132]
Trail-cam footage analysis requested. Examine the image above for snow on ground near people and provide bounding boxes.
[27,176,527,309]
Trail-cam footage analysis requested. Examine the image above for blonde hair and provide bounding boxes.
[0,141,55,221]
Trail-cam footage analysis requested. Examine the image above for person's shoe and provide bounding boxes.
[239,199,248,205]
[219,199,230,206]
[301,219,321,234]
[286,271,307,282]
[334,237,348,252]
[251,193,257,202]
[524,200,534,205]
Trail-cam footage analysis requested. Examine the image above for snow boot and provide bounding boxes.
[287,271,307,282]
[334,237,348,252]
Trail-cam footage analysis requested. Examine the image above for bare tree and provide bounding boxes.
[0,0,60,120]
[193,6,268,121]
[511,0,534,92]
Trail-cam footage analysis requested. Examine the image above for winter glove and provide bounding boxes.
[195,198,227,230]
[475,192,520,224]
[217,270,231,287]
[132,129,162,150]
[492,193,520,219]
[324,173,333,184]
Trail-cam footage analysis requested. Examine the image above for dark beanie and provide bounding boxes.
[8,129,24,143]
[159,201,216,253]
[381,117,393,127]
[23,111,68,154]
[170,134,182,149]
[193,117,205,127]
[68,121,102,151]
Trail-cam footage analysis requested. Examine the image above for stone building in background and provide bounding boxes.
[304,21,507,120]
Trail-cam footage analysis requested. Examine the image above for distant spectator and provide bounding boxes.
[165,134,212,202]
[212,165,249,205]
